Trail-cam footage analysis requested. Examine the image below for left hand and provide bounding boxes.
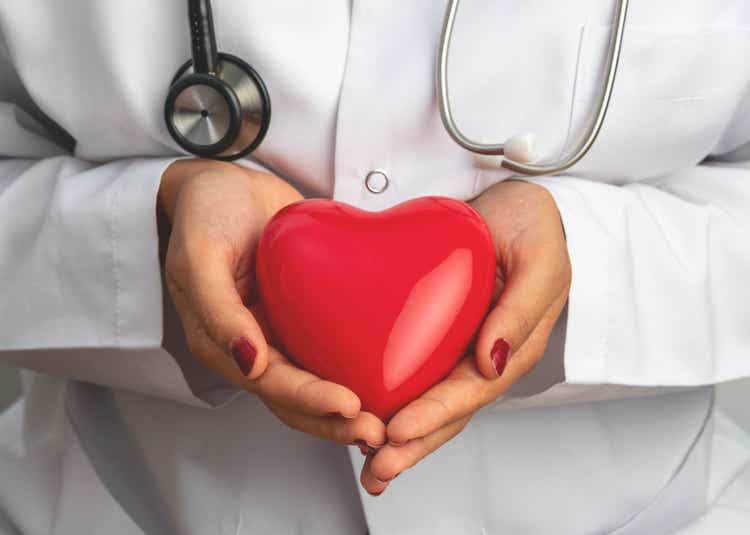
[359,179,572,495]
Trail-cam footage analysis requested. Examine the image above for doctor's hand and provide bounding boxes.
[360,179,571,495]
[159,160,386,449]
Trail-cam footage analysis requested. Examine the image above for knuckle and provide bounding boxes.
[372,456,400,481]
[509,310,534,340]
[285,418,305,434]
[184,330,203,357]
[197,309,227,347]
[270,407,306,434]
[521,360,539,377]
[164,261,186,299]
[184,330,211,363]
[562,260,573,288]
[331,424,352,445]
[164,245,190,280]
[422,395,453,421]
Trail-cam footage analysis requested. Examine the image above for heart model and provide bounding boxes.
[255,197,496,421]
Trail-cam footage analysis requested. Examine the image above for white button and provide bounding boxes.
[365,170,389,194]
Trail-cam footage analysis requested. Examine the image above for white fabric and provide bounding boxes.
[0,1,749,533]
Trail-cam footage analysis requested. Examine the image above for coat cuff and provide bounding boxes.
[114,158,177,348]
[524,175,611,385]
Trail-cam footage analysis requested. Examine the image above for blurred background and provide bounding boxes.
[1,361,748,429]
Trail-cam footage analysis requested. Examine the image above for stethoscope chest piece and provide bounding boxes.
[165,53,270,161]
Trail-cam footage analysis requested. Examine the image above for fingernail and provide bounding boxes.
[388,439,406,447]
[326,411,356,419]
[354,440,373,454]
[231,337,257,376]
[491,338,511,377]
[375,475,395,483]
[352,441,369,456]
[355,439,382,451]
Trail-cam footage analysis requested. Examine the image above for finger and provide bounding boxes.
[359,454,388,497]
[386,358,486,445]
[361,416,471,496]
[506,289,570,379]
[252,347,363,418]
[181,321,362,419]
[266,402,386,447]
[388,286,570,446]
[166,241,269,380]
[474,243,570,380]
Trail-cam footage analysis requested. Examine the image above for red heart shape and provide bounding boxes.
[255,197,496,421]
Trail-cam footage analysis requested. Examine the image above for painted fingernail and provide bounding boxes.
[352,441,369,456]
[490,338,511,377]
[231,337,257,376]
[355,439,382,451]
[354,440,373,454]
[326,411,356,419]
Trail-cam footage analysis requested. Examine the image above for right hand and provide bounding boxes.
[159,159,386,450]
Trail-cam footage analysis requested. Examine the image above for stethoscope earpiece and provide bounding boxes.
[165,0,271,161]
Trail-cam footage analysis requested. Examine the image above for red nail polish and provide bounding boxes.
[355,439,380,454]
[231,337,257,376]
[326,411,355,419]
[490,338,510,377]
[354,439,371,453]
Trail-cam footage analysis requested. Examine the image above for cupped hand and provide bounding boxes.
[159,159,386,449]
[360,179,571,495]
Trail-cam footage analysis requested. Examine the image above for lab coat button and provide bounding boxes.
[365,170,389,194]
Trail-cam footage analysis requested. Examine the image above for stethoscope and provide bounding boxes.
[165,0,629,176]
[164,0,271,160]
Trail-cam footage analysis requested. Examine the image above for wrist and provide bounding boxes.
[512,178,567,241]
[158,158,239,223]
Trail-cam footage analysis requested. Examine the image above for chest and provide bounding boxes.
[2,0,750,200]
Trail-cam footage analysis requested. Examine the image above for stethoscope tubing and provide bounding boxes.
[437,0,630,176]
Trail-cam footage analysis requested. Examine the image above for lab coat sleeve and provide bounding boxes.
[0,40,239,408]
[497,136,750,410]
[530,164,748,382]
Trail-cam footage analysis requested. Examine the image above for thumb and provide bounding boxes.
[474,251,565,380]
[179,250,270,381]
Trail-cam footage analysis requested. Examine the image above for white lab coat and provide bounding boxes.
[1,1,750,534]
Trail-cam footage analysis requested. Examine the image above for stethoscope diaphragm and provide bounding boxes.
[164,0,270,161]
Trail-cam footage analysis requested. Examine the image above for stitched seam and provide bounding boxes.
[110,166,125,346]
[330,0,356,198]
[557,25,588,162]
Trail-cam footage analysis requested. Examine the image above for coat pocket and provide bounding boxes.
[566,24,750,183]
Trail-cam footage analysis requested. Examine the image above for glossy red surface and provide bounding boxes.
[255,197,496,421]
